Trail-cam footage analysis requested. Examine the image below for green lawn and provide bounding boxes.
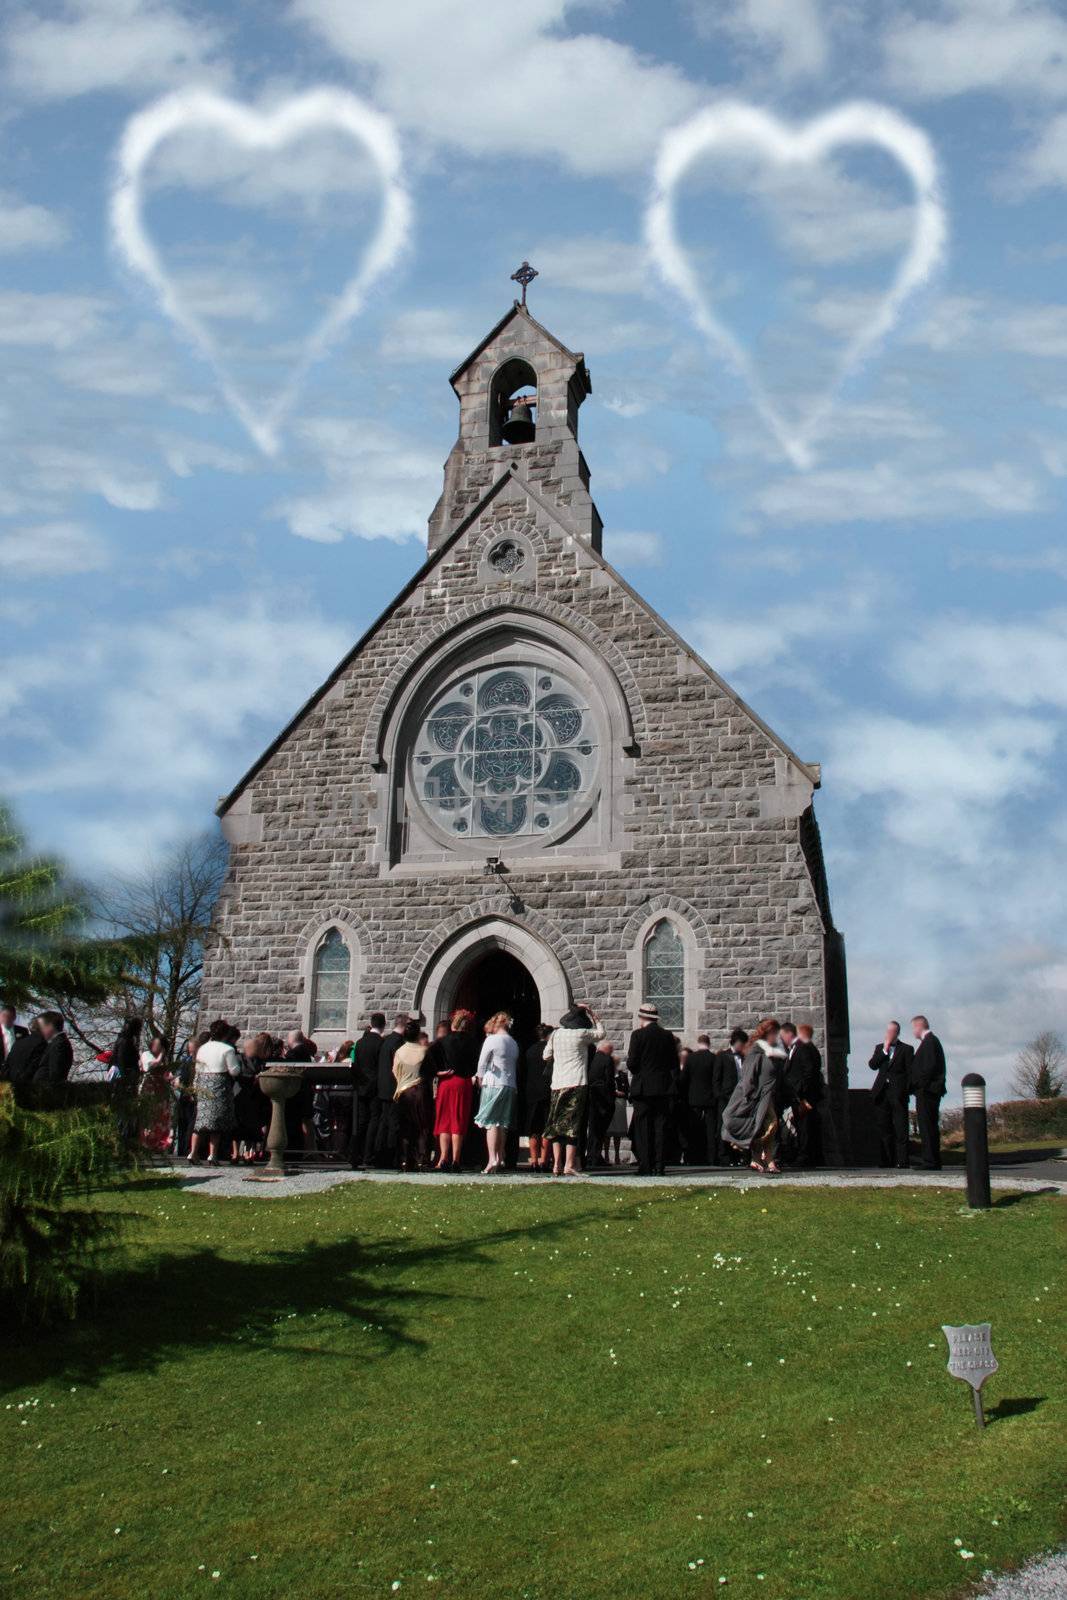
[4,1179,1065,1600]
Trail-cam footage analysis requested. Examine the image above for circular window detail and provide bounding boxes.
[487,539,526,575]
[413,664,597,841]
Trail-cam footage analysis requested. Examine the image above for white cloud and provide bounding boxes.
[748,460,1045,525]
[687,578,879,682]
[18,444,164,511]
[690,0,828,80]
[0,520,110,578]
[271,416,442,543]
[289,0,699,176]
[827,710,1057,863]
[604,530,663,568]
[0,191,69,253]
[892,610,1067,711]
[0,290,109,349]
[529,237,650,297]
[3,592,349,868]
[379,308,479,365]
[883,0,1067,101]
[3,0,228,102]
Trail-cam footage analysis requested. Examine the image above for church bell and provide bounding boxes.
[501,394,536,445]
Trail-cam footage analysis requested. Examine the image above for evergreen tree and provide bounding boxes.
[0,802,148,1323]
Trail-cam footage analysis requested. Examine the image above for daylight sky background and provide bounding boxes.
[4,0,1067,1100]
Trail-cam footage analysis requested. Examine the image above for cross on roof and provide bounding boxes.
[510,260,538,307]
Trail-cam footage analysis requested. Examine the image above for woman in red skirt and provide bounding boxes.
[430,1009,479,1173]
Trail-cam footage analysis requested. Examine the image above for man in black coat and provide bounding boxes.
[0,1003,28,1073]
[33,1012,73,1086]
[679,1034,717,1164]
[625,1003,679,1176]
[910,1015,947,1169]
[585,1041,617,1169]
[781,1022,825,1168]
[868,1021,914,1167]
[712,1029,748,1165]
[3,1026,45,1085]
[349,1012,385,1168]
[366,1013,406,1168]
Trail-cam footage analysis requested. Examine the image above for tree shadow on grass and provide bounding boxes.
[985,1396,1046,1423]
[4,1204,606,1395]
[992,1187,1060,1208]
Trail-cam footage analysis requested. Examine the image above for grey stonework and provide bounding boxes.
[201,302,851,1147]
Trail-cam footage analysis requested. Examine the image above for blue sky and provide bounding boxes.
[4,0,1067,1098]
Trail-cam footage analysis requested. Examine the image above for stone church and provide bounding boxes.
[201,294,850,1133]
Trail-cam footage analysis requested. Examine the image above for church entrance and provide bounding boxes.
[452,949,540,1050]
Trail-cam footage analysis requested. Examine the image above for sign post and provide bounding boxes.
[943,1323,998,1427]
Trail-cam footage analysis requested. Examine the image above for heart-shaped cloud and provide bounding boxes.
[110,87,411,456]
[645,100,947,469]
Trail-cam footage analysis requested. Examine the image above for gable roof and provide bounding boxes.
[216,465,818,816]
[448,301,591,395]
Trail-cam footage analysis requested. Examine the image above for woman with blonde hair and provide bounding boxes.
[392,1018,430,1172]
[721,1017,787,1174]
[429,1008,479,1173]
[475,1012,519,1175]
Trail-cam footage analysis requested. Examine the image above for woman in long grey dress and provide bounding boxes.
[721,1017,787,1174]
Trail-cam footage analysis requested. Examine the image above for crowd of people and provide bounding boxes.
[0,998,948,1174]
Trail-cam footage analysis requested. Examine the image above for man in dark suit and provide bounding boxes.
[712,1029,748,1165]
[679,1034,717,1164]
[33,1012,73,1086]
[781,1022,825,1168]
[625,1003,679,1176]
[349,1012,385,1168]
[585,1041,617,1169]
[910,1015,947,1169]
[0,1003,28,1073]
[868,1021,914,1167]
[366,1013,406,1168]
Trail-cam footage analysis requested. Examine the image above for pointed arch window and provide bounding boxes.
[310,927,350,1032]
[643,920,685,1030]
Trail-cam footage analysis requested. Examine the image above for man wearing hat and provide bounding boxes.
[625,1003,680,1176]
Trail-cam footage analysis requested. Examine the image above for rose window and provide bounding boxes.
[413,665,597,839]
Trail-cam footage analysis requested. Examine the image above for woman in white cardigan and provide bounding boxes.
[475,1012,520,1174]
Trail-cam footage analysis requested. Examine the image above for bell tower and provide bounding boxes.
[427,266,603,553]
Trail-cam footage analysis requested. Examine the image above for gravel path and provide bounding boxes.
[978,1550,1067,1599]
[166,1162,1067,1200]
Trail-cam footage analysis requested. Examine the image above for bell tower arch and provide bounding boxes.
[427,271,602,553]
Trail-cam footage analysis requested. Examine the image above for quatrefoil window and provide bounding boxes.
[487,539,526,575]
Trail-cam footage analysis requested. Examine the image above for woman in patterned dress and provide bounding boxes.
[543,1005,605,1176]
[188,1019,242,1166]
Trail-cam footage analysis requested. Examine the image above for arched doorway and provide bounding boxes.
[452,948,540,1050]
[415,916,574,1045]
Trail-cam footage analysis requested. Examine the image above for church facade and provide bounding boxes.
[201,299,850,1135]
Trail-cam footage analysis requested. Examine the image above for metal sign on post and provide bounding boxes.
[943,1323,998,1427]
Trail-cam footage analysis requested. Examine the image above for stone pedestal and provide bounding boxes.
[250,1067,304,1180]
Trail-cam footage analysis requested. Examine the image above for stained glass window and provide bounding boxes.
[310,927,350,1032]
[643,920,685,1030]
[413,664,597,840]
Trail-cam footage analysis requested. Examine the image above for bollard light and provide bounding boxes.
[961,1072,992,1210]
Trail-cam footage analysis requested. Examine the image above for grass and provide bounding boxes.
[3,1178,1065,1600]
[942,1139,1067,1165]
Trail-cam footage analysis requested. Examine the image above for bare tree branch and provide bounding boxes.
[1011,1030,1067,1099]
